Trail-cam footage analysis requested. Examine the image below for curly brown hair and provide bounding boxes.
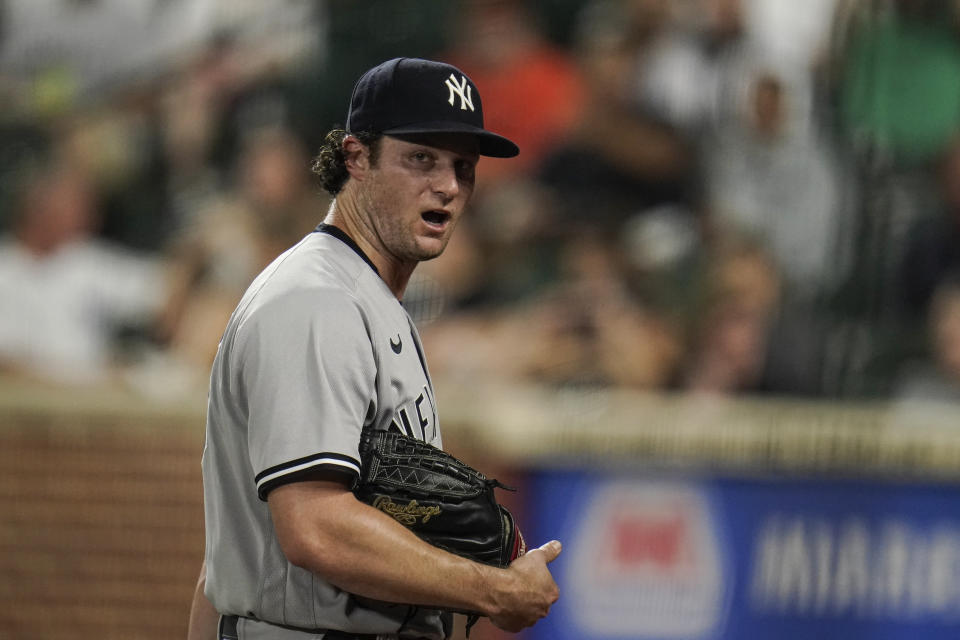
[311,129,382,196]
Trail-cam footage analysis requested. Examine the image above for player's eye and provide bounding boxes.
[412,151,432,163]
[455,160,476,183]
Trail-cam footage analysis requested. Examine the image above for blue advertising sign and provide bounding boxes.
[526,470,960,640]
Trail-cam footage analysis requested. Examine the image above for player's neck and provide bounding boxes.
[323,200,415,300]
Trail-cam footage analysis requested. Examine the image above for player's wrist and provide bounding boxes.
[473,562,518,619]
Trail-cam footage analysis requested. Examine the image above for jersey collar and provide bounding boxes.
[314,223,380,277]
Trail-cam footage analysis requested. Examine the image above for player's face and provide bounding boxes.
[358,133,479,264]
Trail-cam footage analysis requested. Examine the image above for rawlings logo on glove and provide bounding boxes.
[354,427,526,568]
[371,495,443,525]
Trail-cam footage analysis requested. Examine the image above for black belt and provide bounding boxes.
[218,615,239,640]
[219,615,382,640]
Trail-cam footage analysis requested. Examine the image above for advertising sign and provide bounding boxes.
[527,471,960,640]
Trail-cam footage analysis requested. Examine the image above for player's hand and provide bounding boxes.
[488,540,561,632]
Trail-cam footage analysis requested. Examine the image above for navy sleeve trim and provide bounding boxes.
[255,452,361,501]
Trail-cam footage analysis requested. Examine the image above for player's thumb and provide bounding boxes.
[535,540,562,564]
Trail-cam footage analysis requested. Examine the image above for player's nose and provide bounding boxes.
[430,164,460,202]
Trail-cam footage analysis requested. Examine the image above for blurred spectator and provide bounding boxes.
[0,0,321,101]
[0,0,213,95]
[10,0,960,406]
[160,34,299,237]
[740,0,838,73]
[680,240,781,394]
[703,68,845,300]
[440,179,568,309]
[0,163,163,384]
[0,121,49,232]
[819,1,960,396]
[697,61,849,396]
[444,0,585,184]
[836,0,960,166]
[517,235,682,388]
[537,0,693,232]
[890,275,960,425]
[633,0,746,136]
[93,32,314,253]
[157,128,323,370]
[58,99,173,253]
[423,233,682,390]
[619,202,704,317]
[634,0,833,135]
[899,136,960,323]
[159,47,235,240]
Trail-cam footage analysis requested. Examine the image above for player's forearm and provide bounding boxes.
[269,480,513,617]
[315,506,510,614]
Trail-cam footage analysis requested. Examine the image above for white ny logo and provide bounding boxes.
[445,74,475,112]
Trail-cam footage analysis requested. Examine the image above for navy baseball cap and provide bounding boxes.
[346,57,519,158]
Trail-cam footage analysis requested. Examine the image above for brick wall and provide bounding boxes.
[0,392,206,640]
[0,382,518,640]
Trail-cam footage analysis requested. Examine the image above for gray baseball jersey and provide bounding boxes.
[202,224,449,639]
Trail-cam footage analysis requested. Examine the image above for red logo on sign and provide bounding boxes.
[613,512,688,569]
[571,482,725,636]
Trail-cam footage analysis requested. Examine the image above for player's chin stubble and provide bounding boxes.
[359,191,453,264]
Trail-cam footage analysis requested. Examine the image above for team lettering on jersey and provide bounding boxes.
[389,384,438,442]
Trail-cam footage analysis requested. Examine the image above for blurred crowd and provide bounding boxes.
[3,0,960,408]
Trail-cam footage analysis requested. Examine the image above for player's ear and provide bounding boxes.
[343,135,371,179]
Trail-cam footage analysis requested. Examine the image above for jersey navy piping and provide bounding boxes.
[314,223,380,276]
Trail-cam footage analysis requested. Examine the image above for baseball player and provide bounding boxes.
[187,58,561,640]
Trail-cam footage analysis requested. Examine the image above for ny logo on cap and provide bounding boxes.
[445,74,474,112]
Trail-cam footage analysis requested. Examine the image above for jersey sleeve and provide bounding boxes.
[237,288,377,500]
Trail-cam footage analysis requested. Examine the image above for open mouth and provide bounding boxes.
[421,210,451,227]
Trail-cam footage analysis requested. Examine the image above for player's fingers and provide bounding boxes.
[534,540,562,563]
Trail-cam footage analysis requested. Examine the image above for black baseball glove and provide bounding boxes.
[354,427,526,569]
